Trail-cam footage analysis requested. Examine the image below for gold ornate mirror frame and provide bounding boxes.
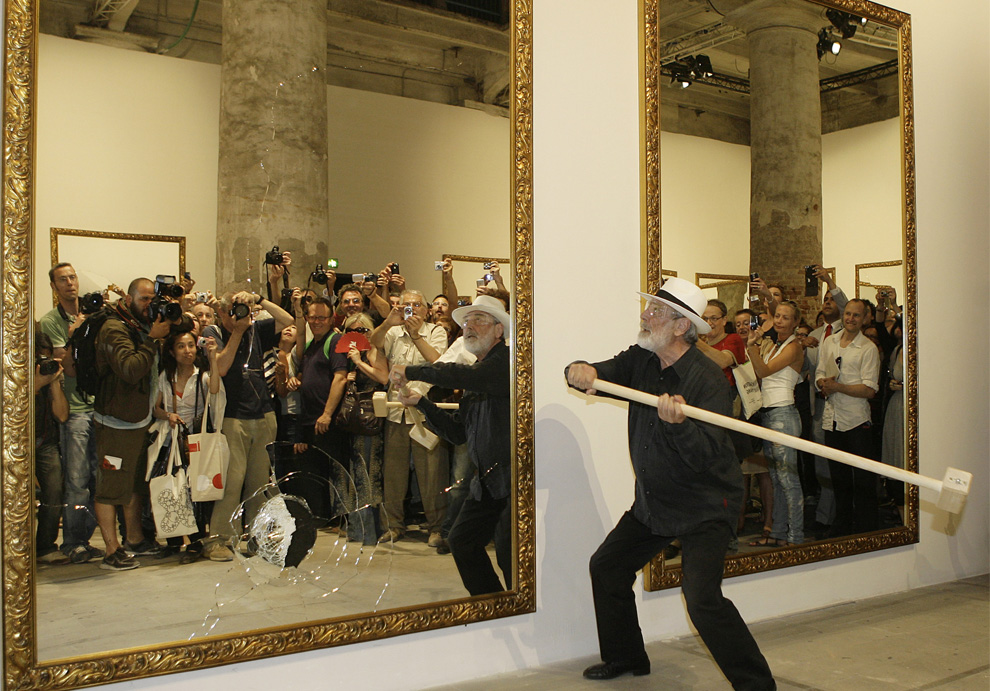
[641,0,918,590]
[1,1,534,688]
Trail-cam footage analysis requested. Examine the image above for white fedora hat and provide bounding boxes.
[636,276,711,335]
[451,294,511,331]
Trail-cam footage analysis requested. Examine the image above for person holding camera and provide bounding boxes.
[368,289,449,544]
[745,300,805,548]
[39,262,106,564]
[34,328,70,564]
[201,289,294,561]
[91,278,176,570]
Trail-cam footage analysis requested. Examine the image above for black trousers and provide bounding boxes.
[589,511,775,690]
[447,485,511,596]
[825,423,878,535]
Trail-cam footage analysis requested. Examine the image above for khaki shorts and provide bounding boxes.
[94,422,150,505]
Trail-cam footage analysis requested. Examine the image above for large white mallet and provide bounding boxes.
[586,379,971,514]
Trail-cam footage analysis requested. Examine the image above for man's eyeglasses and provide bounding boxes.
[307,315,330,322]
[703,315,724,323]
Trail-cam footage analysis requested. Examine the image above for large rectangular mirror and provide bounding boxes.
[641,0,917,589]
[2,0,534,687]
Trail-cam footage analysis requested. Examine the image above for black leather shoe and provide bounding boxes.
[582,661,650,680]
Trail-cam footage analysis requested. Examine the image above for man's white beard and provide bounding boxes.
[465,330,497,357]
[636,322,673,353]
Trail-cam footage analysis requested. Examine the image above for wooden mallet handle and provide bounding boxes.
[588,378,971,514]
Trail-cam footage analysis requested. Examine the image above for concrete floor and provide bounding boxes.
[428,575,989,691]
[36,525,474,661]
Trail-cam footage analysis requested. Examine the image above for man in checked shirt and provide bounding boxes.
[566,277,775,689]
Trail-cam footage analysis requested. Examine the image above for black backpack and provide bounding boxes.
[68,307,113,399]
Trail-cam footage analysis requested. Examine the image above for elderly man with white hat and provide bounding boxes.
[391,294,512,595]
[565,277,775,689]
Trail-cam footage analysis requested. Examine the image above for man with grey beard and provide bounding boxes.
[391,295,511,595]
[565,277,774,688]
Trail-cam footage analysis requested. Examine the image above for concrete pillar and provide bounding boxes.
[729,0,824,314]
[216,0,329,294]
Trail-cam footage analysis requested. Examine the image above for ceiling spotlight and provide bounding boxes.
[825,9,866,39]
[817,29,841,59]
[671,72,692,88]
[694,54,714,79]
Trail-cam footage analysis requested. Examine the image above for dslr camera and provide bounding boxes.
[154,275,184,299]
[37,356,59,376]
[79,291,105,315]
[265,246,285,266]
[310,264,329,285]
[228,302,251,320]
[149,296,183,322]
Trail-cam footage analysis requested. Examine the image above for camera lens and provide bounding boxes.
[162,301,183,321]
[229,303,251,320]
[79,292,104,315]
[38,359,59,376]
[312,271,328,285]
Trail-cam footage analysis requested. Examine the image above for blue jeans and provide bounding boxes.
[348,433,384,545]
[761,405,804,544]
[59,411,99,552]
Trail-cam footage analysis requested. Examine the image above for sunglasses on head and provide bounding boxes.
[345,326,370,333]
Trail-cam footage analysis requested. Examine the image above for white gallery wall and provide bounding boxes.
[661,119,904,298]
[33,35,508,308]
[13,1,989,689]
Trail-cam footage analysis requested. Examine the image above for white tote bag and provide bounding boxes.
[734,359,763,420]
[148,428,198,538]
[187,391,230,502]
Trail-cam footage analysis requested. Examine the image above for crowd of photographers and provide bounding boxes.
[35,251,510,570]
[693,266,905,552]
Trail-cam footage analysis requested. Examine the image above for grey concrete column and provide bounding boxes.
[729,0,824,312]
[216,0,328,294]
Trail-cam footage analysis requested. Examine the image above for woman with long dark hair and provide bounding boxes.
[153,330,225,563]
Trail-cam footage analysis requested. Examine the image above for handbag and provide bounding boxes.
[147,426,198,538]
[187,384,230,502]
[334,381,383,436]
[734,359,763,420]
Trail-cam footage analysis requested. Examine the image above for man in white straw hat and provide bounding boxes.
[565,277,775,688]
[391,294,512,595]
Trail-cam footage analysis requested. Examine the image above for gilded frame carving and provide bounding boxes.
[854,259,903,298]
[1,1,534,689]
[643,0,918,591]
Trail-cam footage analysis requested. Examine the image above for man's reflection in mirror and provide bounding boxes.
[368,289,449,545]
[801,273,847,540]
[34,327,70,564]
[202,288,294,560]
[39,262,105,565]
[391,293,512,594]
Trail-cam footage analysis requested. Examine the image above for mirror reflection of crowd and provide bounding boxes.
[36,254,512,592]
[695,266,906,551]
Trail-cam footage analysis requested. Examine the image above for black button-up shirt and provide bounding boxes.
[407,340,511,501]
[569,344,743,535]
